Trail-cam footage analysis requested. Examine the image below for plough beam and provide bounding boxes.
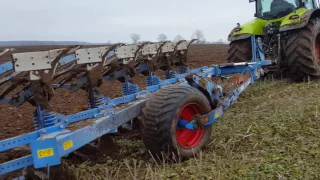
[0,38,273,178]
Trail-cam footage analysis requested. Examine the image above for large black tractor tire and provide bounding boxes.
[140,86,212,159]
[227,38,252,63]
[284,18,320,81]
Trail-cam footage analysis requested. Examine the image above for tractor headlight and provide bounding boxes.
[234,27,242,32]
[289,15,299,20]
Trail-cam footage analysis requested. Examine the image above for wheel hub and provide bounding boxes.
[176,103,204,149]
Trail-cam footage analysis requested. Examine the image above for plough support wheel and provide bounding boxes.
[140,86,212,159]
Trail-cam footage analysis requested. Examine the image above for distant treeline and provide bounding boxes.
[0,40,227,47]
[0,41,109,47]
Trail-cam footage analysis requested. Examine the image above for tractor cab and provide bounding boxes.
[250,0,318,20]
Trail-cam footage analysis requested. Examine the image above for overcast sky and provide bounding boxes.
[0,0,255,43]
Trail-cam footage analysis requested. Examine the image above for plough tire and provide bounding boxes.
[284,18,320,81]
[227,38,252,63]
[140,86,212,159]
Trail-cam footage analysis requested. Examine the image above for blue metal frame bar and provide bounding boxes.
[251,35,257,62]
[0,62,13,75]
[0,156,33,175]
[0,72,21,85]
[250,35,266,62]
[182,106,223,130]
[256,38,265,60]
[198,61,271,77]
[59,55,76,66]
[0,98,10,103]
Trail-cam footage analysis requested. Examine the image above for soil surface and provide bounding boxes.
[0,44,229,167]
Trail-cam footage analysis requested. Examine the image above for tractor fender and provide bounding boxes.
[227,18,269,42]
[227,32,251,42]
[280,9,320,32]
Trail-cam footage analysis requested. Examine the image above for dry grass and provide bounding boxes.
[60,79,320,180]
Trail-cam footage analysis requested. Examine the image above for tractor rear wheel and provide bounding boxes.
[227,38,252,63]
[284,18,320,81]
[140,86,212,159]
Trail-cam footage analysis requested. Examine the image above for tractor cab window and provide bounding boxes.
[304,0,316,9]
[257,0,301,19]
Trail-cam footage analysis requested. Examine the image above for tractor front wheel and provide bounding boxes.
[140,86,212,159]
[284,18,320,81]
[227,38,252,63]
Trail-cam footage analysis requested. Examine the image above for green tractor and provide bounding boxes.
[228,0,320,81]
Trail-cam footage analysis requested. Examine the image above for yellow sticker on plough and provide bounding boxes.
[63,140,73,151]
[37,148,54,158]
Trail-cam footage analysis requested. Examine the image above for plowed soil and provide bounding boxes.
[0,44,229,167]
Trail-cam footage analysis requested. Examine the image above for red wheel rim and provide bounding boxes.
[314,33,320,66]
[176,103,204,149]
